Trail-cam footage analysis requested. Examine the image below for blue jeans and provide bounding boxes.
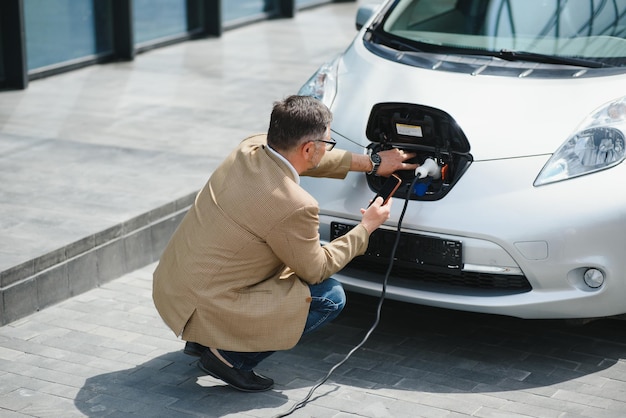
[218,278,346,371]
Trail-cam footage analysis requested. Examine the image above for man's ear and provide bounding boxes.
[301,140,314,159]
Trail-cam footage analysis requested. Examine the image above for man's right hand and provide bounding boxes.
[359,196,392,234]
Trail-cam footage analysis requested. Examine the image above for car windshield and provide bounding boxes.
[376,0,626,67]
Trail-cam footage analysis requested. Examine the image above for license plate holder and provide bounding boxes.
[331,222,462,271]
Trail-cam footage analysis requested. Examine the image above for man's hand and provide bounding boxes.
[359,196,392,234]
[375,148,418,177]
[350,148,418,177]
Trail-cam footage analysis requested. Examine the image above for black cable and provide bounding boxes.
[273,175,420,418]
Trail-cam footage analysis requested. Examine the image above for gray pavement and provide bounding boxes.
[2,262,626,417]
[2,2,626,417]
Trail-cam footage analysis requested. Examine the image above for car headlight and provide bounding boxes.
[297,55,340,109]
[534,96,626,186]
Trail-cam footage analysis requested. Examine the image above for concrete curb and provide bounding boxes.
[0,192,195,325]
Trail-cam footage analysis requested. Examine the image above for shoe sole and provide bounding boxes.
[197,361,273,393]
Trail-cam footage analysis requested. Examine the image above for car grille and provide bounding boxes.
[348,258,532,294]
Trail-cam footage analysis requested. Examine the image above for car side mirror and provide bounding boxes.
[356,4,380,31]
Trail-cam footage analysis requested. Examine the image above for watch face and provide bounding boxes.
[371,153,381,164]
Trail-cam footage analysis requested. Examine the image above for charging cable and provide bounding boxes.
[273,174,420,418]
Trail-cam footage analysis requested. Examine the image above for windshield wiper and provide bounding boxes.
[369,29,611,69]
[497,49,608,69]
[367,29,426,53]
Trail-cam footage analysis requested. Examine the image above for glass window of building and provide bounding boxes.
[223,0,277,23]
[296,0,329,9]
[133,0,188,45]
[23,0,113,71]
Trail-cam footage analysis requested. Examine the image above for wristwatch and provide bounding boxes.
[368,152,381,176]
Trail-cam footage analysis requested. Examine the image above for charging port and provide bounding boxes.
[365,103,473,201]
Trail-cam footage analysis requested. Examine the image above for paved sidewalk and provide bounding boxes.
[1,262,626,417]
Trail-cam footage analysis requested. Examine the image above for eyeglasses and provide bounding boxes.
[314,138,337,151]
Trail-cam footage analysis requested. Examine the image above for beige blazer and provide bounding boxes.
[152,134,370,352]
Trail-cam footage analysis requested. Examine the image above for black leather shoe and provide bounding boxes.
[183,341,209,357]
[198,349,274,392]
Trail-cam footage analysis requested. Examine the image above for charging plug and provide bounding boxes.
[415,158,441,179]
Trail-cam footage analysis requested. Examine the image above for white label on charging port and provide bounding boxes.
[396,123,423,137]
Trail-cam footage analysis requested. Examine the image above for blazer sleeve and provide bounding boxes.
[301,149,352,179]
[265,204,369,285]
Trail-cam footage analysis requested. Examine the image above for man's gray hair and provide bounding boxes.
[267,95,333,152]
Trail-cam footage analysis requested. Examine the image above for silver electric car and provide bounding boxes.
[299,0,626,319]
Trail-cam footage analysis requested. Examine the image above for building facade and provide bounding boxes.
[0,0,352,90]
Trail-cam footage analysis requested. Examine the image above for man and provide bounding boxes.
[153,95,417,392]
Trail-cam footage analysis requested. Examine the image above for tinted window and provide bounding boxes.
[133,0,188,44]
[296,0,329,7]
[23,0,113,71]
[223,0,276,22]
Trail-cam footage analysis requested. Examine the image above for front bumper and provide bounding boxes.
[307,155,626,319]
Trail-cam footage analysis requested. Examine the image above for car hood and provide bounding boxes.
[330,40,626,161]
